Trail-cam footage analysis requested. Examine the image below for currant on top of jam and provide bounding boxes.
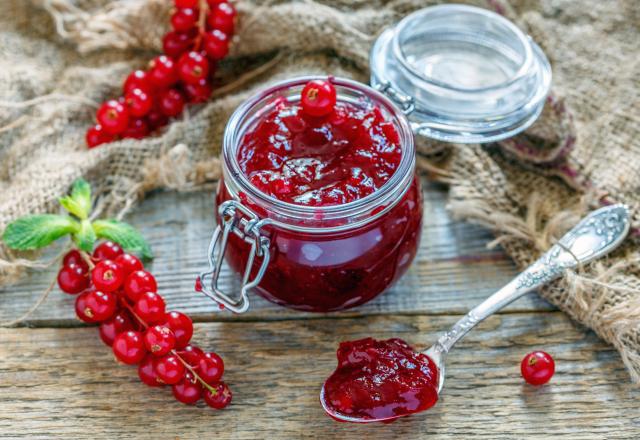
[323,337,439,422]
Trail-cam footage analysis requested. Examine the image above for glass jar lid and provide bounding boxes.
[370,4,551,143]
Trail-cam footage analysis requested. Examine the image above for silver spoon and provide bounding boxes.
[321,204,630,423]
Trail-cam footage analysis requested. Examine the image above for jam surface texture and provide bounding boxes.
[324,337,439,421]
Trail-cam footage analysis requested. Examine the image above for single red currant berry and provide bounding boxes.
[203,29,229,61]
[171,8,198,32]
[113,330,147,365]
[521,351,555,386]
[172,371,203,405]
[96,100,130,135]
[158,88,185,117]
[114,253,143,276]
[175,0,198,8]
[178,51,210,85]
[93,241,124,261]
[206,0,224,7]
[207,2,236,35]
[91,260,125,292]
[162,311,193,349]
[153,354,185,385]
[124,70,153,93]
[203,381,232,409]
[148,55,179,88]
[162,30,195,59]
[301,79,337,117]
[134,291,166,324]
[146,110,169,130]
[177,344,204,368]
[138,354,164,387]
[86,124,116,148]
[124,88,153,117]
[197,351,224,384]
[82,289,117,322]
[99,310,134,346]
[62,249,87,268]
[123,270,157,302]
[122,118,150,139]
[74,291,94,323]
[57,264,89,294]
[144,325,176,356]
[183,78,213,103]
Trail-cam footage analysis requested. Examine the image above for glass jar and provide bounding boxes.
[199,77,422,313]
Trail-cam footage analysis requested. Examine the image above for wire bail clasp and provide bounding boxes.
[197,200,271,313]
[375,81,416,115]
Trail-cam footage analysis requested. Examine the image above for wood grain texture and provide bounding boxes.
[0,180,551,327]
[0,313,638,439]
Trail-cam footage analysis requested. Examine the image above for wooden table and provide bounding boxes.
[1,179,638,439]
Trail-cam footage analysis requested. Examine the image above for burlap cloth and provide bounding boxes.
[1,0,639,379]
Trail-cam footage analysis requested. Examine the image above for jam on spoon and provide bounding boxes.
[323,337,439,422]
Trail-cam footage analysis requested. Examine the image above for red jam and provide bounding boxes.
[324,337,439,421]
[237,100,402,206]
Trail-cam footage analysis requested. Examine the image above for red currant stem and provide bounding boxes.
[193,0,210,51]
[172,348,218,394]
[119,299,149,330]
[79,250,96,271]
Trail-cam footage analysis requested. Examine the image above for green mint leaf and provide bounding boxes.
[59,196,87,219]
[2,215,79,250]
[73,219,97,252]
[70,178,92,219]
[92,219,153,260]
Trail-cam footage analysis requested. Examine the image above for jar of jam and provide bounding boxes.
[199,77,422,313]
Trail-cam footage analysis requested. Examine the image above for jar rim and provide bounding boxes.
[222,76,416,231]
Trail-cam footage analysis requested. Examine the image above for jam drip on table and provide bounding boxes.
[324,337,439,421]
[237,100,402,206]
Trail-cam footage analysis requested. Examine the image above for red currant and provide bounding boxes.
[154,354,185,385]
[99,310,134,346]
[163,311,193,349]
[124,70,153,93]
[162,30,196,59]
[57,264,89,294]
[93,241,124,261]
[123,270,157,302]
[178,51,210,85]
[86,124,116,148]
[114,253,143,276]
[134,291,166,324]
[177,344,204,368]
[124,88,153,117]
[207,2,236,35]
[113,330,147,364]
[146,110,169,130]
[184,78,213,103]
[172,371,203,405]
[91,260,125,292]
[148,55,179,88]
[144,325,176,356]
[158,88,185,117]
[301,79,336,117]
[171,8,199,32]
[206,0,224,7]
[122,118,150,139]
[82,289,117,322]
[96,100,130,135]
[138,354,164,387]
[197,351,224,384]
[203,381,232,409]
[63,250,87,268]
[203,29,229,61]
[176,0,198,7]
[75,291,94,323]
[521,351,555,386]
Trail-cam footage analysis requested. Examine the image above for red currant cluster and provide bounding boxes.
[86,0,237,148]
[58,241,232,409]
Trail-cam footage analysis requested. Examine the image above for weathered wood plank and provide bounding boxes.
[0,180,552,326]
[0,313,637,439]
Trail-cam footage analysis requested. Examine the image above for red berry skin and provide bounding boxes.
[178,51,210,85]
[154,354,185,385]
[158,88,185,117]
[172,371,203,405]
[176,0,198,8]
[521,351,555,386]
[86,124,116,148]
[138,355,164,387]
[144,325,176,356]
[113,331,147,365]
[75,291,94,323]
[207,2,236,35]
[99,310,134,346]
[91,260,125,292]
[63,250,88,270]
[171,8,199,32]
[184,78,213,103]
[178,344,204,368]
[57,264,89,294]
[83,289,118,322]
[301,80,337,117]
[134,291,166,324]
[163,311,193,349]
[93,241,124,262]
[162,31,196,59]
[197,352,224,384]
[96,100,130,135]
[123,270,157,302]
[114,253,143,276]
[203,381,232,409]
[203,29,229,61]
[124,88,153,117]
[122,118,150,139]
[148,55,179,88]
[146,110,169,130]
[124,70,153,93]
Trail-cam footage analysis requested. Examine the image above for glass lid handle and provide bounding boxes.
[197,200,271,314]
[375,81,415,115]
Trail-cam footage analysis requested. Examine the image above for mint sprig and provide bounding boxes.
[2,178,153,259]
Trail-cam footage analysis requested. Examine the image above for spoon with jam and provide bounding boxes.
[321,204,630,423]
